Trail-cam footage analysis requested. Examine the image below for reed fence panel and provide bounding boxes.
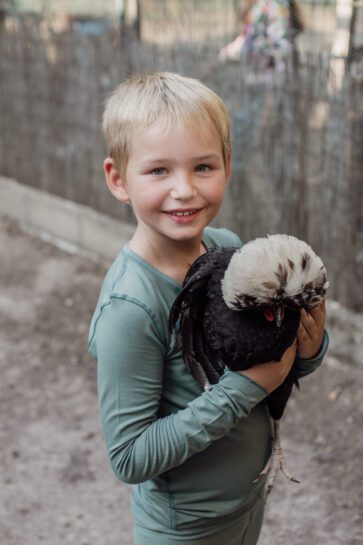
[0,8,362,309]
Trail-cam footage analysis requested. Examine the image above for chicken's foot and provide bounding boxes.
[253,420,300,500]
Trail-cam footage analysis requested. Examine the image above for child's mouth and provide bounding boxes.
[164,208,202,222]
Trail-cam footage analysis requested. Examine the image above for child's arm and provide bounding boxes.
[95,297,268,485]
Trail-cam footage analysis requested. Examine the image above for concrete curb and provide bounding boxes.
[0,176,134,261]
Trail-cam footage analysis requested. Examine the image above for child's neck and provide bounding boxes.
[129,230,206,284]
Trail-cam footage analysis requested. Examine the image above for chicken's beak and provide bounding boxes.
[273,306,284,328]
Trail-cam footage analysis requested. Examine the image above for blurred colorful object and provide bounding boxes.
[219,0,303,70]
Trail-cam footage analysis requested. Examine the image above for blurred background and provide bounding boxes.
[0,2,363,545]
[0,0,362,309]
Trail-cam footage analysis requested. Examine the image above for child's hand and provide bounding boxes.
[239,339,297,394]
[297,300,326,359]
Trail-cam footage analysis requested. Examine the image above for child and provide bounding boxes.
[88,72,328,545]
[219,0,303,71]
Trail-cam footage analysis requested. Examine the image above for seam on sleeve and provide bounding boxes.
[88,299,112,348]
[109,294,165,344]
[90,293,167,351]
[111,259,127,291]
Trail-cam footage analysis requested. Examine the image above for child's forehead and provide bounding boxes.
[133,117,221,148]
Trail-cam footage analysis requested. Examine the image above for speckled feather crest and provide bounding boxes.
[222,234,329,311]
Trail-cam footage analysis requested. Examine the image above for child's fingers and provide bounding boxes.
[300,309,316,337]
[301,301,325,331]
[300,312,324,344]
[297,320,311,344]
[282,338,298,363]
[284,337,297,352]
[307,299,326,327]
[298,309,324,358]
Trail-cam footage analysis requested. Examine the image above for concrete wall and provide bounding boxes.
[0,176,134,261]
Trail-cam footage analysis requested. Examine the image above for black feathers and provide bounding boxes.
[169,247,236,386]
[169,235,329,422]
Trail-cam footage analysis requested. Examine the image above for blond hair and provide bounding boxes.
[102,72,231,177]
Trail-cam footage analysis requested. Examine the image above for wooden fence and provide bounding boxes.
[0,10,362,309]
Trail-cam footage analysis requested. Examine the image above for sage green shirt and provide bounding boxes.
[88,227,328,531]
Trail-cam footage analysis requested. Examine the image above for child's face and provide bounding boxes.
[121,120,229,247]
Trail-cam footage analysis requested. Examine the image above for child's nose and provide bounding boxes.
[170,173,197,200]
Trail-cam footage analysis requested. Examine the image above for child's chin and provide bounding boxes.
[168,229,202,242]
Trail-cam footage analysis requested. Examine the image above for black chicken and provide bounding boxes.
[169,234,329,497]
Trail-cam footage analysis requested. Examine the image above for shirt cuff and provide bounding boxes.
[222,368,269,398]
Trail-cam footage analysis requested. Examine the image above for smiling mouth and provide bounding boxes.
[165,209,202,217]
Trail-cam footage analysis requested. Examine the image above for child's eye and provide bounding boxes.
[151,167,167,175]
[195,164,212,173]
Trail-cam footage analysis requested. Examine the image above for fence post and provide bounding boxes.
[329,0,354,92]
[124,0,141,40]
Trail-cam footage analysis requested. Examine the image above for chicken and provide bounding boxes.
[169,234,329,497]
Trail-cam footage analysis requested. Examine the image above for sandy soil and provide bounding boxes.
[1,215,362,545]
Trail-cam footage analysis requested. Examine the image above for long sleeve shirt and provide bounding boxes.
[88,226,329,531]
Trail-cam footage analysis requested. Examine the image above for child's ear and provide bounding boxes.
[225,154,232,182]
[103,157,130,203]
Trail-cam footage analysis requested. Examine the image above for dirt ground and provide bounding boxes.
[1,215,362,545]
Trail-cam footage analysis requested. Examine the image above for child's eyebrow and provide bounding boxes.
[141,158,170,166]
[193,154,221,162]
[141,154,221,166]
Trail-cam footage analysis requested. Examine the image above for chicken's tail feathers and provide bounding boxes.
[181,310,222,387]
[168,247,235,387]
[170,297,220,387]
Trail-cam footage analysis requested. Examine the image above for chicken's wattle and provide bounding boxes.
[263,309,275,322]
